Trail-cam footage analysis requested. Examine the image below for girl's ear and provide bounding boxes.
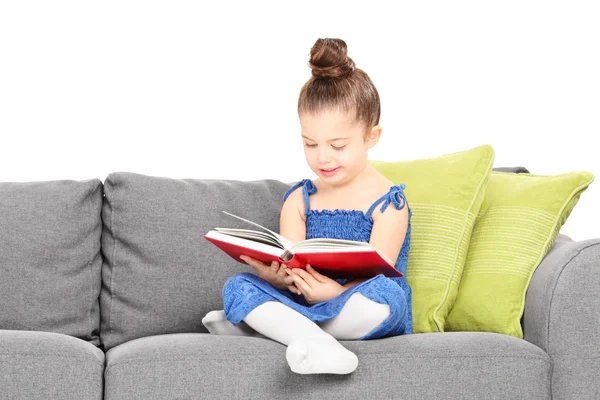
[366,125,382,149]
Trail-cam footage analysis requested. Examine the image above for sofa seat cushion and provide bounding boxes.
[104,332,551,400]
[0,329,104,400]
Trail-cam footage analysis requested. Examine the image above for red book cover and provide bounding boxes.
[204,234,403,279]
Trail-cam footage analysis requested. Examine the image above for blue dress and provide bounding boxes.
[222,179,413,339]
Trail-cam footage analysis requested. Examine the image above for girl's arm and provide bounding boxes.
[369,202,409,266]
[279,186,307,244]
[278,188,309,295]
[344,203,409,289]
[240,188,307,293]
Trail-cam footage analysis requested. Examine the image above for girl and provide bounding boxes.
[202,38,412,375]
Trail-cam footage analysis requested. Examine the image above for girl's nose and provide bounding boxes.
[317,148,331,163]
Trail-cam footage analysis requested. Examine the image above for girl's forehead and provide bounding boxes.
[300,110,363,137]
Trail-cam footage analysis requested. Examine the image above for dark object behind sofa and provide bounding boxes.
[493,166,530,173]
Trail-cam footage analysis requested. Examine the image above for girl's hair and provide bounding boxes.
[298,38,381,132]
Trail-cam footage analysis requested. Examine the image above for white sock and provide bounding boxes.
[243,301,358,375]
[202,310,265,338]
[317,292,390,340]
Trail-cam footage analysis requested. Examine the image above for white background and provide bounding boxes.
[1,1,598,241]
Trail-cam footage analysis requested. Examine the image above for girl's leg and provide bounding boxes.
[317,292,391,340]
[202,310,265,338]
[203,292,392,342]
[243,301,358,375]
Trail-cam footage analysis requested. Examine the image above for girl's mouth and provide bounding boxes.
[319,167,340,177]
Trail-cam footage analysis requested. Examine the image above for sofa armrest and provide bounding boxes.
[523,234,600,399]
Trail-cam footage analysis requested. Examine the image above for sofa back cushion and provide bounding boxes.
[0,178,103,345]
[100,172,289,350]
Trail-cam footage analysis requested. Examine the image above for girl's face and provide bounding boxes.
[299,110,379,186]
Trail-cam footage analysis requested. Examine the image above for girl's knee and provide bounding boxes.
[319,292,391,340]
[222,272,256,298]
[224,272,253,286]
[347,292,390,321]
[357,285,409,334]
[382,285,408,320]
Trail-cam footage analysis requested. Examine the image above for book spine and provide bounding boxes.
[283,254,305,270]
[280,249,294,262]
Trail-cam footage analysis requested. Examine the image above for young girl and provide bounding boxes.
[202,38,412,375]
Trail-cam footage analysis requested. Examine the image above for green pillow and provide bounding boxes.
[370,144,495,333]
[445,170,594,338]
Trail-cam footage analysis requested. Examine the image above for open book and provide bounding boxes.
[204,211,403,279]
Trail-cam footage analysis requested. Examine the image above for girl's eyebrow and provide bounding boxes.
[301,135,350,142]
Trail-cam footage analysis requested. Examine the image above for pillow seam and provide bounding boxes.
[432,148,494,331]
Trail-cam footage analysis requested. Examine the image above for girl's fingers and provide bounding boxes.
[305,264,327,283]
[276,264,288,276]
[288,285,301,295]
[283,276,295,285]
[289,267,317,287]
[240,255,269,271]
[240,255,256,263]
[240,256,259,270]
[287,271,311,293]
[270,261,279,273]
[240,255,259,266]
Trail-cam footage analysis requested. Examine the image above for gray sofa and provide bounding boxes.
[1,170,598,400]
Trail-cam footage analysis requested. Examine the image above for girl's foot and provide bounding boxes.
[286,336,358,374]
[202,310,264,338]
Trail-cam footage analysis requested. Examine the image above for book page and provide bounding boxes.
[222,211,294,249]
[205,231,283,258]
[214,228,283,248]
[292,245,372,253]
[290,238,372,248]
[289,238,394,266]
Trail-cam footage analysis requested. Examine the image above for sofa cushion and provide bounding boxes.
[369,145,495,333]
[100,172,290,350]
[103,332,551,399]
[0,329,104,400]
[445,170,594,338]
[0,179,103,344]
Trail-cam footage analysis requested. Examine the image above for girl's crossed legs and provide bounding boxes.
[202,292,390,374]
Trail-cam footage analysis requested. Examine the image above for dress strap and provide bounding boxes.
[365,184,407,218]
[283,179,317,215]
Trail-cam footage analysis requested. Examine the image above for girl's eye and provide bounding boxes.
[304,143,345,150]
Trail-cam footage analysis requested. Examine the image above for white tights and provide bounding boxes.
[202,292,390,374]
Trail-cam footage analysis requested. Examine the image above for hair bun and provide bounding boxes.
[308,38,356,78]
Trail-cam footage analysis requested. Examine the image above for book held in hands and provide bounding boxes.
[204,211,403,279]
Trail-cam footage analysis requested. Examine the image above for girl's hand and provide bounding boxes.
[285,264,346,305]
[240,255,297,292]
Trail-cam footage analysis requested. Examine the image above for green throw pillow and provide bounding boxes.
[445,170,594,338]
[370,144,495,333]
